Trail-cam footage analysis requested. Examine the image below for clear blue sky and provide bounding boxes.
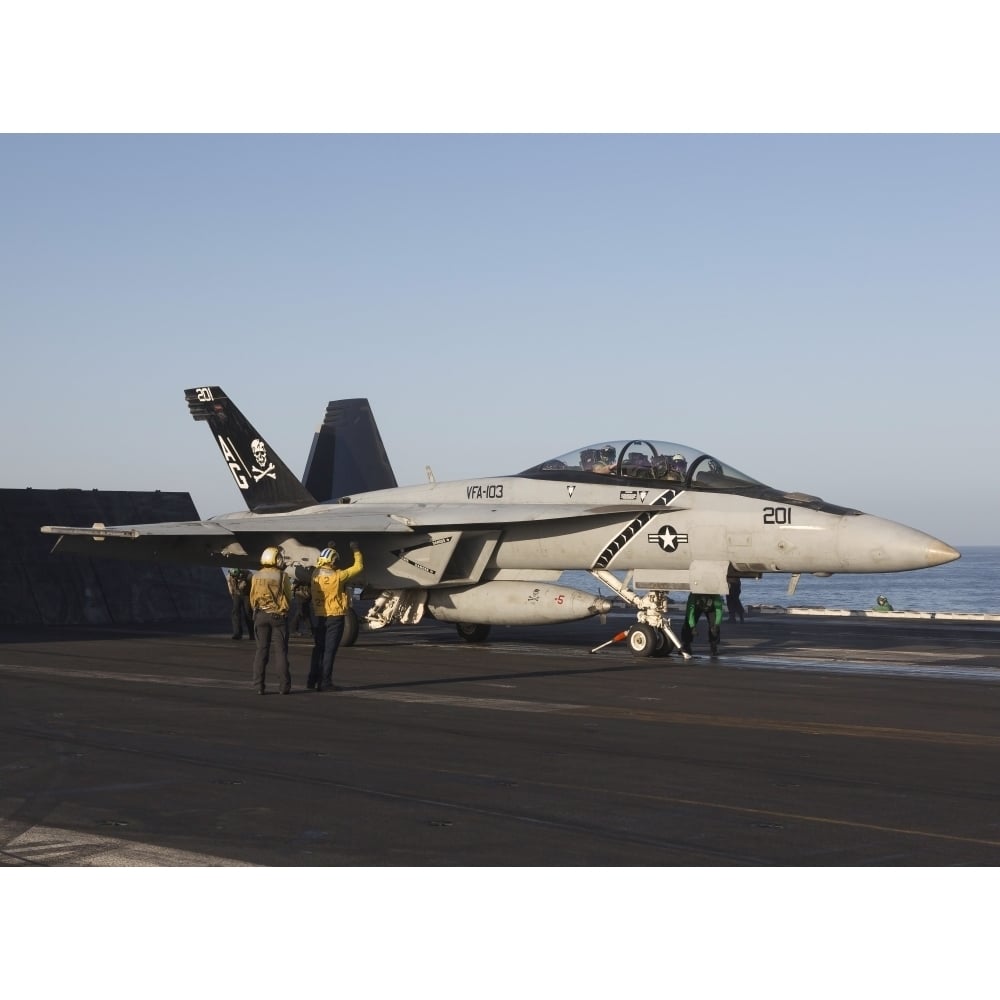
[3,134,998,545]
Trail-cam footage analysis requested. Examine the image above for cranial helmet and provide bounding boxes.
[260,546,285,569]
[317,546,337,567]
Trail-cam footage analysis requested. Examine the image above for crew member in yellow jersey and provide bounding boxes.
[249,546,293,694]
[308,542,364,691]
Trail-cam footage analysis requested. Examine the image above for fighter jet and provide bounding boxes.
[41,385,959,657]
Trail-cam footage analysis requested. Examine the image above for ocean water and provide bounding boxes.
[559,546,1000,615]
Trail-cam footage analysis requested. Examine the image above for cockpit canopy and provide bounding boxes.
[520,439,765,490]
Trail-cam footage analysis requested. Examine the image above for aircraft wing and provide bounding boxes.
[41,502,680,565]
[42,502,675,540]
[41,521,236,539]
[41,519,244,565]
[265,503,674,531]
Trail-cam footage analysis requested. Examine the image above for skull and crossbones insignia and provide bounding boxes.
[249,438,277,482]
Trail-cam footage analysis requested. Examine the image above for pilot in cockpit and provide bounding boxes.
[622,452,653,478]
[653,453,687,482]
[581,446,616,474]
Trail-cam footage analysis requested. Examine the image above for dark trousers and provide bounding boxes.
[231,594,253,637]
[290,597,314,635]
[726,593,745,622]
[681,610,720,653]
[309,615,346,688]
[252,611,290,693]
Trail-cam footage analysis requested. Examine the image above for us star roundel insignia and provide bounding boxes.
[647,525,689,552]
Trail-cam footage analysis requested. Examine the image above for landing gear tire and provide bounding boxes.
[653,629,673,657]
[628,623,657,657]
[341,608,360,647]
[456,622,491,643]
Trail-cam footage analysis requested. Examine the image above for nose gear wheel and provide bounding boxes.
[589,569,690,660]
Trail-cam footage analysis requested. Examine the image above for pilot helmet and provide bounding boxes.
[598,445,616,465]
[670,453,687,473]
[260,546,286,569]
[317,546,338,567]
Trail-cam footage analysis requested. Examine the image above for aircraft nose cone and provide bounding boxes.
[925,540,961,568]
[836,516,961,573]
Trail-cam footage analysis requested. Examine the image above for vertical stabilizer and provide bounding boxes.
[184,386,318,512]
[303,398,398,501]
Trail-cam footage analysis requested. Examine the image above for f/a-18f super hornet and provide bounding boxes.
[41,386,960,657]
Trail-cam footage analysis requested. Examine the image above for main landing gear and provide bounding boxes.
[588,569,690,660]
[341,607,360,647]
[456,622,491,643]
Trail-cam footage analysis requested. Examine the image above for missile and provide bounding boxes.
[427,581,613,626]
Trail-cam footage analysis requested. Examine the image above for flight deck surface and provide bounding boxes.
[2,613,1000,866]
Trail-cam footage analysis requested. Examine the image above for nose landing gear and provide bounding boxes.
[626,621,682,657]
[588,569,691,660]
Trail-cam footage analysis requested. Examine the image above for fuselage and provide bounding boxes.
[46,436,959,597]
[327,472,956,583]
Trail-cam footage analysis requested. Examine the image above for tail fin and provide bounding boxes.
[303,398,398,501]
[185,386,318,513]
